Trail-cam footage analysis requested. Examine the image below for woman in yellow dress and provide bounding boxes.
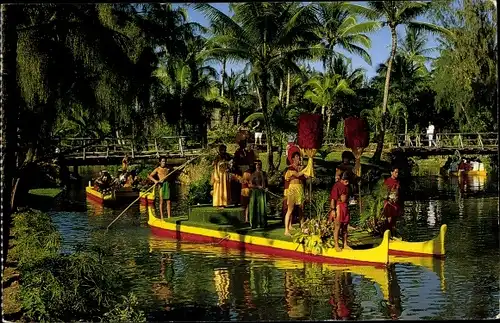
[283,146,307,236]
[211,144,233,209]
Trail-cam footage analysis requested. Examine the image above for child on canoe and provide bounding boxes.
[148,156,172,220]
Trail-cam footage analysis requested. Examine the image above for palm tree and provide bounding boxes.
[397,27,436,74]
[194,3,321,173]
[313,2,379,73]
[304,72,355,138]
[362,1,450,161]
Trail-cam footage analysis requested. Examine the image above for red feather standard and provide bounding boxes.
[298,113,324,150]
[344,117,370,149]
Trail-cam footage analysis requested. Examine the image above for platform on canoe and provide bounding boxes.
[160,206,381,248]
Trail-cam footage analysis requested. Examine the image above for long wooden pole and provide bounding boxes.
[106,155,201,231]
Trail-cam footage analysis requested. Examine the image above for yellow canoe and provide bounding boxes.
[85,186,114,204]
[147,206,390,267]
[449,170,487,176]
[389,224,447,258]
[139,190,155,205]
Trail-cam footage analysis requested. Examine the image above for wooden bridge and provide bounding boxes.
[55,136,202,166]
[392,132,498,157]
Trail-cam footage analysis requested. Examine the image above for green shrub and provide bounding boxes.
[358,179,389,236]
[207,123,239,145]
[11,209,146,322]
[187,171,212,205]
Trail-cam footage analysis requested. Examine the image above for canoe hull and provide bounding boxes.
[388,224,447,258]
[148,208,390,267]
[449,170,487,176]
[139,191,155,206]
[85,186,139,205]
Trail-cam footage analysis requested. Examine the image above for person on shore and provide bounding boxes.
[329,172,350,252]
[426,122,436,147]
[211,144,233,209]
[283,148,307,236]
[148,156,172,220]
[383,166,402,239]
[249,160,268,228]
[122,154,129,172]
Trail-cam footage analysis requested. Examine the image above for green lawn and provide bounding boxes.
[27,188,63,210]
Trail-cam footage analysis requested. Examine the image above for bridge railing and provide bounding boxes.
[396,132,498,149]
[54,136,203,160]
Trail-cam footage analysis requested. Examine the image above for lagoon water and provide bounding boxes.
[50,170,499,320]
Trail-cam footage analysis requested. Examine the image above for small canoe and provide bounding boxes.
[388,224,447,258]
[139,190,155,206]
[449,170,487,176]
[85,185,139,205]
[147,206,390,267]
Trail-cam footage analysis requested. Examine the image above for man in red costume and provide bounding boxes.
[329,172,350,252]
[383,166,403,239]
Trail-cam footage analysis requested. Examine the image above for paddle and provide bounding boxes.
[106,155,201,231]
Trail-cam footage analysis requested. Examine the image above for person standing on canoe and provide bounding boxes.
[283,147,307,236]
[329,172,350,252]
[211,144,233,209]
[148,156,172,220]
[249,160,268,228]
[383,166,402,239]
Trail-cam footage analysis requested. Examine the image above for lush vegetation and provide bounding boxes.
[9,209,147,322]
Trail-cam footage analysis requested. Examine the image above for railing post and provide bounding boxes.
[179,137,184,157]
[478,134,484,149]
[131,140,135,159]
[154,138,160,158]
[82,139,86,160]
[458,134,464,148]
[106,139,109,159]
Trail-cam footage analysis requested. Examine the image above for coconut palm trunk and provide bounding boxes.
[373,26,397,161]
[1,3,19,264]
[258,73,274,173]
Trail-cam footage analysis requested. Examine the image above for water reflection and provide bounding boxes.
[47,167,499,320]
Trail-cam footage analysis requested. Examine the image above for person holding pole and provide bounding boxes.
[148,156,172,220]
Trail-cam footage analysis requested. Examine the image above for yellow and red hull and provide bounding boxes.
[147,207,390,267]
[388,225,447,258]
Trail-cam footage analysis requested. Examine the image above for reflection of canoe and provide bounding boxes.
[148,236,390,300]
[85,185,139,205]
[389,224,447,258]
[389,255,446,292]
[449,170,487,176]
[147,206,390,267]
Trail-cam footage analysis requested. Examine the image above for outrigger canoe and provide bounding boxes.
[85,185,139,205]
[147,206,390,267]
